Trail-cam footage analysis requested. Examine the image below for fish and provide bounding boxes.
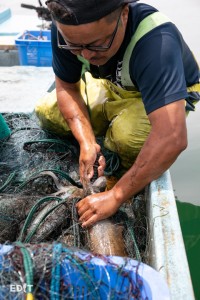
[82,176,127,256]
[92,176,107,193]
[26,186,84,243]
[30,202,69,243]
[0,195,38,243]
[88,219,127,256]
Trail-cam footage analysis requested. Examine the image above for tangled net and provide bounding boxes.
[0,112,149,299]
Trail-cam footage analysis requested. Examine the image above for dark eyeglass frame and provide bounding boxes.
[57,9,122,52]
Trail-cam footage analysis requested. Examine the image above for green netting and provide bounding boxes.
[0,112,149,299]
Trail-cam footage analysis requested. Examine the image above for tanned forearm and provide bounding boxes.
[55,76,96,148]
[112,100,188,204]
[55,76,103,180]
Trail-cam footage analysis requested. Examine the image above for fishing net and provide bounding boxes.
[1,243,157,300]
[0,112,149,299]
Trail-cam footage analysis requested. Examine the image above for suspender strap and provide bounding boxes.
[77,55,90,75]
[121,11,172,88]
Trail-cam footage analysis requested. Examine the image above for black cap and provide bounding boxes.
[46,0,138,25]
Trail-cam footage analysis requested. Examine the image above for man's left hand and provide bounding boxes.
[76,189,120,227]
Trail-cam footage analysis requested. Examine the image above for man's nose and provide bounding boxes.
[81,48,96,60]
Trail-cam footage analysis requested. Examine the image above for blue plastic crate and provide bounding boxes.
[15,30,52,67]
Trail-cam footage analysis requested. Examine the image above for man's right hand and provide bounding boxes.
[79,143,106,183]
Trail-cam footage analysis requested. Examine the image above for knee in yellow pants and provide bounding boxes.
[103,97,151,170]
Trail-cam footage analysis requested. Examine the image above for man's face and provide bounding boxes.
[56,6,129,66]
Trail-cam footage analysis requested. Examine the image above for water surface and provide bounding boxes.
[176,201,200,300]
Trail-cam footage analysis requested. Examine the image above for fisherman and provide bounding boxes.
[44,0,200,227]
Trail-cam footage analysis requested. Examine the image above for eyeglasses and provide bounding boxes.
[57,9,122,52]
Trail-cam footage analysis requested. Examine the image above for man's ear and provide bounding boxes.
[122,5,129,24]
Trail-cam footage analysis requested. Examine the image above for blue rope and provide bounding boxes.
[50,243,62,300]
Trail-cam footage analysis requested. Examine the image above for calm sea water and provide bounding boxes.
[176,201,200,300]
